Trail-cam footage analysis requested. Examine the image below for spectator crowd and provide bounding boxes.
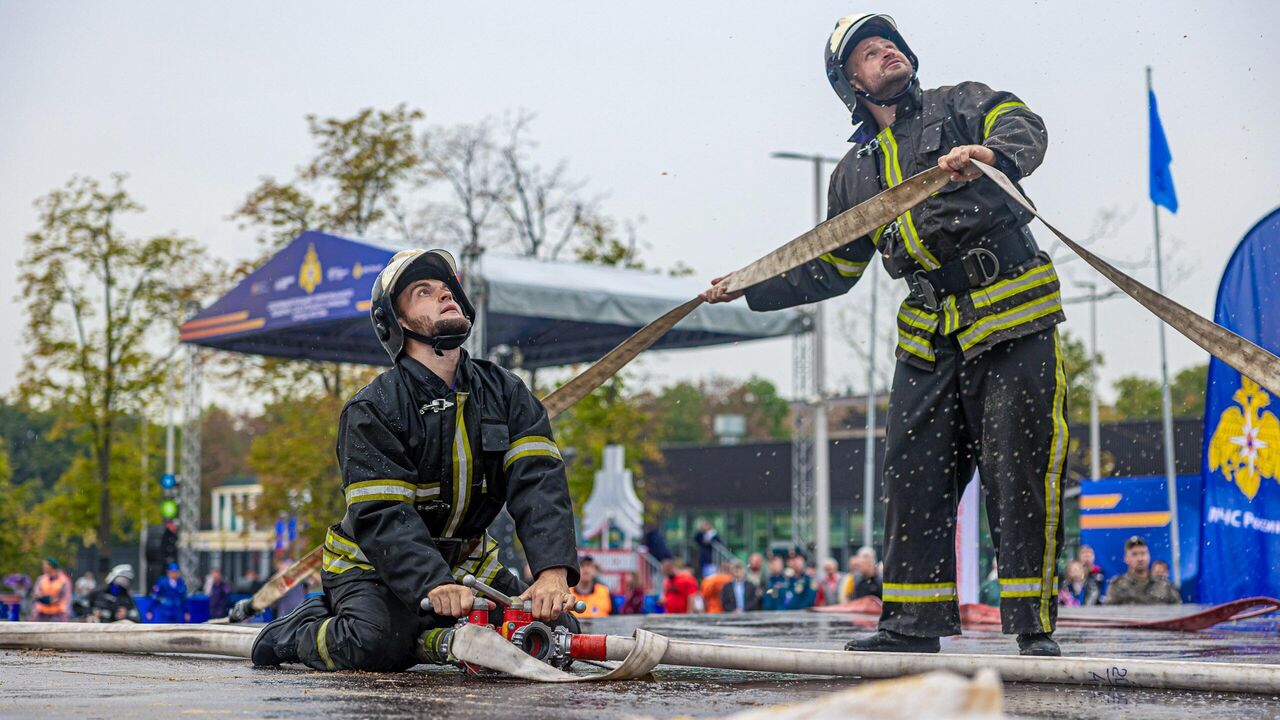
[570,526,1183,619]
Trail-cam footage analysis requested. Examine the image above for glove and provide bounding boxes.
[227,597,256,623]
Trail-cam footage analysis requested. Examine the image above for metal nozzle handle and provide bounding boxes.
[462,574,515,606]
[419,595,491,614]
[462,574,587,614]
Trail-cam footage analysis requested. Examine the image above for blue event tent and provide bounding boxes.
[180,231,808,368]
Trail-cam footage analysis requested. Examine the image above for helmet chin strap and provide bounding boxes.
[854,74,918,107]
[402,327,469,356]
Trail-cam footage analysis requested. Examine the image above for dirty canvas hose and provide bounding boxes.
[238,161,1280,618]
[974,160,1280,397]
[233,167,955,619]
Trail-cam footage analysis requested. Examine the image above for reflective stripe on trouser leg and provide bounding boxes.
[878,335,975,638]
[971,327,1067,635]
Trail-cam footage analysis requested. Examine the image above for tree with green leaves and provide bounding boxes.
[17,175,207,571]
[1112,364,1208,420]
[246,393,346,548]
[229,105,426,401]
[649,382,710,444]
[1057,330,1103,426]
[553,375,662,512]
[0,446,40,577]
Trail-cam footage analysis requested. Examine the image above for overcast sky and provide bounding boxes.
[2,1,1277,407]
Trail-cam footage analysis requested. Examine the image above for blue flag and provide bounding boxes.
[1148,89,1178,213]
[1199,208,1280,603]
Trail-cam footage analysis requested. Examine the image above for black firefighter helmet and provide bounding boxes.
[370,248,475,363]
[824,13,919,117]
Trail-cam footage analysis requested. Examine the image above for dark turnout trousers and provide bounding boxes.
[278,565,528,672]
[879,327,1067,637]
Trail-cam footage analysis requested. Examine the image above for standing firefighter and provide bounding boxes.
[703,13,1066,656]
[252,248,581,671]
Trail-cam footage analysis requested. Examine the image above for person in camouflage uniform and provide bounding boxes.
[1104,536,1181,605]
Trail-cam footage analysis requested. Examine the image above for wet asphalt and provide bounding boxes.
[2,607,1279,719]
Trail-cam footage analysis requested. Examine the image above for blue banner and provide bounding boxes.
[1200,208,1280,603]
[1148,89,1178,213]
[1080,474,1200,600]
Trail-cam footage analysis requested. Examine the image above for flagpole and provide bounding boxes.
[1148,65,1181,588]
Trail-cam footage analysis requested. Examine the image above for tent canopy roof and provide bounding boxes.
[180,231,808,369]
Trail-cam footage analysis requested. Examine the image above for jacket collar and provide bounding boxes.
[849,80,924,144]
[397,350,472,398]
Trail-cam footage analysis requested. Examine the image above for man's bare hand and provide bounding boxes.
[426,583,487,617]
[937,145,996,182]
[699,274,745,304]
[519,567,575,621]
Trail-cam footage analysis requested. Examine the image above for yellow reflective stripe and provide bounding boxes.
[503,435,563,470]
[324,529,369,564]
[1001,590,1043,598]
[897,304,938,332]
[444,393,472,537]
[897,329,936,362]
[344,479,416,505]
[983,101,1029,140]
[316,618,336,670]
[818,252,868,278]
[322,550,372,575]
[957,291,1062,351]
[971,263,1057,309]
[940,296,961,335]
[998,578,1043,596]
[416,482,442,501]
[879,128,941,270]
[883,582,957,603]
[1040,330,1068,631]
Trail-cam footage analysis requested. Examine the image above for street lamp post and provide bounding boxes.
[772,151,841,565]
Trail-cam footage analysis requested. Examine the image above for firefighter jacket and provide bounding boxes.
[323,351,580,612]
[746,81,1064,370]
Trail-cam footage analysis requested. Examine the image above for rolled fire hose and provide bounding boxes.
[0,622,258,658]
[231,162,1280,618]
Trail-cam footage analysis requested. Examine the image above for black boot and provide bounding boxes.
[1016,632,1061,657]
[251,596,329,666]
[844,630,941,653]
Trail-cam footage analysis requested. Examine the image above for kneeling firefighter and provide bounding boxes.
[253,248,581,671]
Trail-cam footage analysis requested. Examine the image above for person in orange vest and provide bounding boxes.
[32,557,71,622]
[570,556,612,619]
[700,561,733,614]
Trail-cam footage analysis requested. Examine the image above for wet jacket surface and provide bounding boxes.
[746,81,1064,370]
[325,351,579,612]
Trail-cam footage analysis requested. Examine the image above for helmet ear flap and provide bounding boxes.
[373,307,390,342]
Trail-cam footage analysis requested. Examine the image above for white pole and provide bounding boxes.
[812,157,830,567]
[1087,283,1101,481]
[863,274,877,549]
[1148,66,1181,588]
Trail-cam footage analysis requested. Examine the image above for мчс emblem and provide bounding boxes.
[299,243,323,295]
[1208,377,1280,501]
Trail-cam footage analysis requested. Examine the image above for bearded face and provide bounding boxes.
[396,278,471,341]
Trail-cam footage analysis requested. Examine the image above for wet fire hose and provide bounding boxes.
[8,603,1280,695]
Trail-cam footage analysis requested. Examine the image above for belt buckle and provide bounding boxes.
[965,248,1001,287]
[910,270,940,312]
